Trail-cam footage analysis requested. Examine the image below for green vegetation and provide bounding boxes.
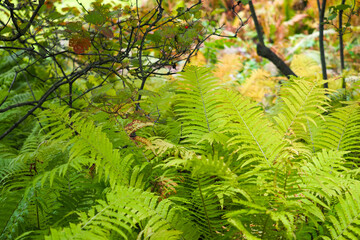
[0,0,359,239]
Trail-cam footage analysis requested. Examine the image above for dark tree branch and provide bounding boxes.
[0,80,66,141]
[0,0,45,41]
[318,0,328,88]
[339,0,346,72]
[256,44,298,77]
[0,71,18,107]
[0,0,221,140]
[248,0,297,78]
[339,0,346,89]
[0,62,96,140]
[0,101,38,113]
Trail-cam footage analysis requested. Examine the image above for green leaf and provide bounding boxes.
[84,11,106,25]
[336,4,351,10]
[48,12,64,20]
[0,26,12,34]
[66,22,83,32]
[328,13,337,20]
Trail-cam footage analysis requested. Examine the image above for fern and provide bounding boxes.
[37,105,134,188]
[314,102,360,161]
[301,149,356,201]
[290,54,322,78]
[2,62,360,240]
[45,186,200,240]
[222,89,284,167]
[322,183,360,240]
[175,66,227,153]
[166,173,231,239]
[273,76,330,141]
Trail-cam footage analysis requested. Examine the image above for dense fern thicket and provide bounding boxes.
[1,63,360,240]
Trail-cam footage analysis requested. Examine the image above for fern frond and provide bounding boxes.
[147,137,195,159]
[167,173,231,239]
[46,186,200,240]
[273,76,330,140]
[314,102,360,161]
[222,90,285,167]
[164,152,238,184]
[301,149,358,204]
[226,199,297,239]
[239,69,279,102]
[290,54,321,78]
[322,183,360,240]
[0,184,57,240]
[0,190,26,240]
[175,66,226,153]
[38,106,134,188]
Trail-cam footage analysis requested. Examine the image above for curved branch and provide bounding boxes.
[0,0,45,41]
[248,0,297,78]
[0,101,38,113]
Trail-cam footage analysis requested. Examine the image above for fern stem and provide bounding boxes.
[307,118,315,153]
[336,108,353,151]
[283,82,316,138]
[283,168,288,198]
[195,71,211,132]
[35,190,40,229]
[81,205,110,229]
[229,99,271,167]
[261,214,270,239]
[197,177,213,237]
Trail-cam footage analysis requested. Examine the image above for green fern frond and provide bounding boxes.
[166,173,230,239]
[0,190,26,240]
[46,186,200,240]
[45,223,102,240]
[38,106,134,188]
[314,102,360,161]
[0,183,58,240]
[222,89,285,167]
[175,66,226,153]
[273,77,330,140]
[301,149,357,204]
[322,183,360,240]
[164,152,238,185]
[226,199,296,239]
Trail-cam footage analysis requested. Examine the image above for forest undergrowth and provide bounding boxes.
[1,0,360,239]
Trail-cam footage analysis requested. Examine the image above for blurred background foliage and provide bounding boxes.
[3,0,358,113]
[113,0,359,110]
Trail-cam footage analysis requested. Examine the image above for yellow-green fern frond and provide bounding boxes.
[290,54,321,78]
[222,90,285,167]
[38,106,134,188]
[274,76,330,141]
[322,183,360,240]
[301,149,355,201]
[45,186,200,240]
[164,152,238,184]
[239,69,279,102]
[175,66,226,153]
[314,102,360,161]
[169,173,231,239]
